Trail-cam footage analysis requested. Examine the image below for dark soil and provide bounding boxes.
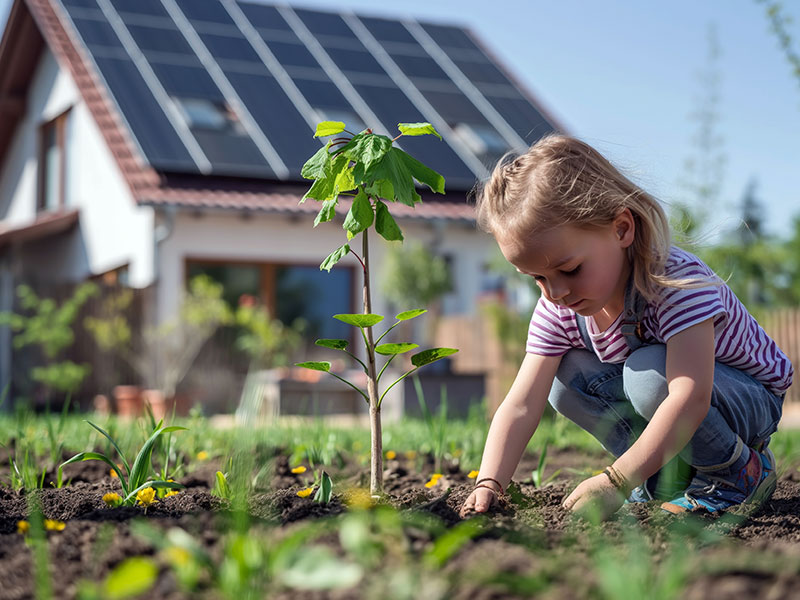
[1,448,799,599]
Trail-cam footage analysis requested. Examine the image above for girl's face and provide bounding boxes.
[497,210,635,318]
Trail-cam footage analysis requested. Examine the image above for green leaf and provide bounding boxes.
[128,425,187,492]
[85,420,131,476]
[304,153,351,202]
[345,134,393,180]
[364,148,419,206]
[301,144,331,180]
[333,313,384,327]
[411,347,458,367]
[364,179,394,201]
[375,342,419,355]
[314,471,333,503]
[314,121,346,138]
[398,122,442,139]
[60,452,125,491]
[295,361,331,372]
[213,471,231,500]
[320,244,350,272]
[396,148,445,194]
[342,189,374,236]
[374,200,403,241]
[423,519,482,569]
[315,339,349,350]
[103,557,158,599]
[396,309,427,320]
[313,198,338,226]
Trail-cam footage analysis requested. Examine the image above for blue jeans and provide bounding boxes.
[548,346,784,474]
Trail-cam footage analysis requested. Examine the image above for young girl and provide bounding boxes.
[461,134,792,519]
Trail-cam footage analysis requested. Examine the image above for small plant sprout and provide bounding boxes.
[531,438,561,488]
[59,420,185,506]
[296,121,458,496]
[212,471,232,500]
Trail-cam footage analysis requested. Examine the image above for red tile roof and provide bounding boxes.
[15,0,477,223]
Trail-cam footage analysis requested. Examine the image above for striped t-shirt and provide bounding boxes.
[527,246,793,396]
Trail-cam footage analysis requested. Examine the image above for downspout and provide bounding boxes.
[148,205,176,393]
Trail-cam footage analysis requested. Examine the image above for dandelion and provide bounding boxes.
[291,466,307,474]
[296,487,314,498]
[165,490,180,498]
[385,450,397,460]
[136,487,158,507]
[102,492,122,507]
[44,519,66,531]
[196,451,209,461]
[468,470,479,479]
[17,520,29,535]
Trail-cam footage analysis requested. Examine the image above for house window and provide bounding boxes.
[174,97,246,136]
[186,260,355,341]
[38,109,70,212]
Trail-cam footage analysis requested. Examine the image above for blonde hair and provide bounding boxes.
[475,134,710,302]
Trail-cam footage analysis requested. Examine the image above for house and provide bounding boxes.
[0,0,561,411]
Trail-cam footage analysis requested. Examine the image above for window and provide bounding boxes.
[186,260,355,341]
[174,96,245,135]
[38,109,70,213]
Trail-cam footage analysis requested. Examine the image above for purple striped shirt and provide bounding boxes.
[527,246,793,396]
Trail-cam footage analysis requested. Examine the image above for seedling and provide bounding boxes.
[531,438,561,488]
[59,420,185,505]
[296,121,458,495]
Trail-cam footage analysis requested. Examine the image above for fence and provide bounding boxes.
[761,309,800,405]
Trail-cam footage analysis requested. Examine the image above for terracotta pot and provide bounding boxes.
[141,389,167,421]
[113,385,143,419]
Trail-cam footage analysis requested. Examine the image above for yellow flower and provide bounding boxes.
[468,470,479,479]
[296,487,314,498]
[44,519,66,531]
[136,487,158,507]
[404,450,417,460]
[109,468,118,479]
[196,451,209,461]
[162,546,192,568]
[102,492,122,507]
[17,520,29,535]
[385,450,397,460]
[165,490,180,498]
[425,473,443,488]
[291,466,307,474]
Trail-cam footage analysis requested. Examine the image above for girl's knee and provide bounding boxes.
[547,349,595,414]
[623,345,668,420]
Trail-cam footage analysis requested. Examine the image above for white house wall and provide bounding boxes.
[157,210,495,326]
[0,47,154,286]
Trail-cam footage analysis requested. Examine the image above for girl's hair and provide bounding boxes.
[475,133,711,301]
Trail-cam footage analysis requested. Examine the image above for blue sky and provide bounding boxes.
[2,0,797,239]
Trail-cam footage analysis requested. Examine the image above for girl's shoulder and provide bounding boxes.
[663,245,719,280]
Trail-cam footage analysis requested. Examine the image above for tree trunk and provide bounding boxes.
[362,228,382,496]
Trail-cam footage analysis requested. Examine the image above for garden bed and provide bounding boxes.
[1,444,799,600]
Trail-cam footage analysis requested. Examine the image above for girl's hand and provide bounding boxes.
[459,485,499,517]
[562,473,625,520]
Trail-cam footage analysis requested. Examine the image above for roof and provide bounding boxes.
[0,208,79,249]
[3,0,564,220]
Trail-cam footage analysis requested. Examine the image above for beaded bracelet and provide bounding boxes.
[475,477,504,495]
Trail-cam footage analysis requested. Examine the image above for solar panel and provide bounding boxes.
[56,0,556,186]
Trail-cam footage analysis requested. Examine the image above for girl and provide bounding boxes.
[461,134,792,519]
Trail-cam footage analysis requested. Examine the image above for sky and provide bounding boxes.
[1,0,797,239]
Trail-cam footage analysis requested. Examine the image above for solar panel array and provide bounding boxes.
[58,0,555,189]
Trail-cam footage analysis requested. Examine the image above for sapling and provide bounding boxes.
[296,121,458,495]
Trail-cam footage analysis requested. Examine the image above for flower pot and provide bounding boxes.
[113,385,143,419]
[141,389,167,421]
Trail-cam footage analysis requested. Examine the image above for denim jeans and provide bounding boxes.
[548,345,784,474]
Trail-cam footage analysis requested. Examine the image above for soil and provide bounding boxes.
[1,448,799,599]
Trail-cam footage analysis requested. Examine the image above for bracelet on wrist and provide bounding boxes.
[603,465,631,496]
[475,477,504,495]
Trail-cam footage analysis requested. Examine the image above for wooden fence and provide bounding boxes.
[761,309,800,405]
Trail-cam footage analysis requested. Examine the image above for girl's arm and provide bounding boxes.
[612,317,716,485]
[564,318,715,515]
[461,352,561,514]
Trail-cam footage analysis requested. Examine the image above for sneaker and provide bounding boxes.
[626,459,695,503]
[661,447,776,515]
